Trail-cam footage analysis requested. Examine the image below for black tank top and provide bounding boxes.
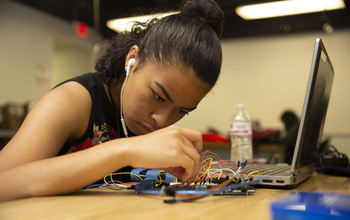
[57,72,126,155]
[56,73,133,183]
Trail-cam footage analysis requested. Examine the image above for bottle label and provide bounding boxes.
[230,122,252,135]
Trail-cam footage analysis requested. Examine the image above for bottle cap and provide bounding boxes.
[236,103,245,109]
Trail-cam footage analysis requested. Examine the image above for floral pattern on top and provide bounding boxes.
[67,123,118,153]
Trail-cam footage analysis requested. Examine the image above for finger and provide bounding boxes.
[164,152,199,182]
[165,167,186,181]
[179,137,201,175]
[166,167,194,183]
[177,126,203,153]
[176,151,200,182]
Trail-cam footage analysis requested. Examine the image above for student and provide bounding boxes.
[0,0,224,201]
[280,110,300,164]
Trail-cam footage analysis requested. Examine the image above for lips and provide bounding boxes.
[137,122,156,134]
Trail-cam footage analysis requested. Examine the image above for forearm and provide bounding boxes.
[0,139,129,202]
[0,126,203,202]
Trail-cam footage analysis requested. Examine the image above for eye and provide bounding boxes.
[152,90,165,102]
[177,108,189,115]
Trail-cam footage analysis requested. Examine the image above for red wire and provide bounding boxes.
[107,180,131,186]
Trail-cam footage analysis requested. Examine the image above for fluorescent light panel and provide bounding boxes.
[236,0,346,20]
[107,11,178,33]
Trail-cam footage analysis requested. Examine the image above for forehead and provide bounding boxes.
[138,61,209,106]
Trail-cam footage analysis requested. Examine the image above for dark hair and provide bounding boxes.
[96,0,224,89]
[281,110,299,132]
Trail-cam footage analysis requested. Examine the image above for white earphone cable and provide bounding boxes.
[120,58,135,137]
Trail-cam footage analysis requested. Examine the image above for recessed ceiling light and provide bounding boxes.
[236,0,346,20]
[107,11,178,33]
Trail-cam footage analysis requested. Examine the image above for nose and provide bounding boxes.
[151,107,174,129]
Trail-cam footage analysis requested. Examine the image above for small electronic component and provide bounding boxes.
[89,151,261,203]
[129,154,260,202]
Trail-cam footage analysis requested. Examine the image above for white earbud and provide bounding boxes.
[120,58,136,137]
[129,58,136,66]
[125,58,136,75]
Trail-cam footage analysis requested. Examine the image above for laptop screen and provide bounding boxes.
[291,38,334,174]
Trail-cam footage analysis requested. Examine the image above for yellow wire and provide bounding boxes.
[193,157,213,183]
[104,172,143,185]
[155,170,164,187]
[102,158,259,191]
[245,170,260,180]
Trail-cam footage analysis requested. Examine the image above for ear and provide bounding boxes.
[125,45,140,69]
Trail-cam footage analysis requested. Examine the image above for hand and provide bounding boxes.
[126,125,203,182]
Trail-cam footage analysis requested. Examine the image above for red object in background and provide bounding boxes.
[76,22,88,38]
[253,129,277,141]
[202,132,228,143]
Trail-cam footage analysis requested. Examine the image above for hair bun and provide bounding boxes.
[180,0,224,37]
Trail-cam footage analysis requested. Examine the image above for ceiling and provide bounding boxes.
[14,0,350,39]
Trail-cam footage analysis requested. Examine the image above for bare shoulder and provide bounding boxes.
[0,81,92,170]
[29,81,92,137]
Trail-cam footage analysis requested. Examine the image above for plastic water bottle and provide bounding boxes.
[230,104,253,162]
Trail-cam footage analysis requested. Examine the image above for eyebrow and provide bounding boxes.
[154,81,197,111]
[154,81,173,103]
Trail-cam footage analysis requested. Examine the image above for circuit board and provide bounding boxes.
[88,152,260,203]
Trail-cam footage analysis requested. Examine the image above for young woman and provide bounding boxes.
[0,0,224,201]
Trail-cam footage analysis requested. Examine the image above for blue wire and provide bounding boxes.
[175,179,260,196]
[109,173,128,189]
[85,183,108,189]
[85,183,128,190]
[137,179,260,200]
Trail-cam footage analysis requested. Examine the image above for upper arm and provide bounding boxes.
[0,81,92,171]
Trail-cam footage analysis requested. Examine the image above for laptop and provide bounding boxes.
[244,38,334,188]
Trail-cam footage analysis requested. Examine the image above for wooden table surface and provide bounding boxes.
[1,173,349,220]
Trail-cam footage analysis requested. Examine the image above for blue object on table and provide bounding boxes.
[130,168,175,183]
[270,191,350,220]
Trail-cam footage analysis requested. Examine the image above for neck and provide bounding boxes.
[104,83,121,116]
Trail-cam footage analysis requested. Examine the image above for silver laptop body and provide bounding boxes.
[244,38,334,188]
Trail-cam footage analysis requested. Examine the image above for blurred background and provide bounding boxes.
[1,0,349,162]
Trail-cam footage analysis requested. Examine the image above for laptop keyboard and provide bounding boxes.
[244,164,291,176]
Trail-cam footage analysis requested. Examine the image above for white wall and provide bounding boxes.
[177,30,350,156]
[0,0,99,105]
[52,38,95,87]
